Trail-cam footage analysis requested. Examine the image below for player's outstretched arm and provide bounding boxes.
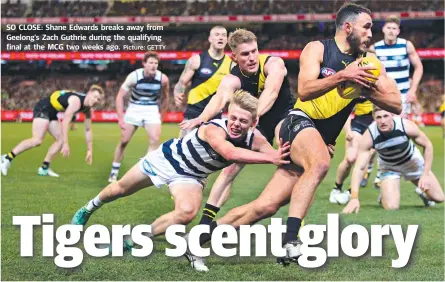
[173,55,199,107]
[404,119,433,175]
[60,96,82,157]
[180,75,240,129]
[362,54,402,114]
[298,41,376,101]
[406,41,423,102]
[343,130,373,214]
[200,124,290,166]
[116,72,134,129]
[84,109,93,165]
[200,75,240,122]
[258,57,287,117]
[160,74,170,117]
[250,128,276,153]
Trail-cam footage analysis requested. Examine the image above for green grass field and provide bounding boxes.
[1,122,444,281]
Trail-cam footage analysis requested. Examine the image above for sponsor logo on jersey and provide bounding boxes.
[321,67,336,77]
[200,68,213,75]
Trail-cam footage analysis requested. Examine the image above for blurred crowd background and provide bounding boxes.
[2,0,444,17]
[1,0,444,114]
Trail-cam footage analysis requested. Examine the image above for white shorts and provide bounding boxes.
[124,104,161,127]
[379,147,424,181]
[138,147,207,189]
[401,95,412,115]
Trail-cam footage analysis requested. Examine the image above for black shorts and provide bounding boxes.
[278,110,317,171]
[351,113,374,135]
[441,111,445,118]
[33,98,58,121]
[279,110,316,147]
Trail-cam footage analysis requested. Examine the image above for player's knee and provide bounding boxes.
[382,201,399,211]
[55,139,63,148]
[31,138,43,147]
[149,136,160,146]
[112,181,130,197]
[309,160,330,180]
[346,153,357,165]
[176,202,199,224]
[434,192,445,203]
[254,200,279,219]
[119,139,130,148]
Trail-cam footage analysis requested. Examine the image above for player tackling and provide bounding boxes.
[71,90,290,241]
[108,52,170,183]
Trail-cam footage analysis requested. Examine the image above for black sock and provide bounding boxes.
[5,151,16,162]
[199,221,217,246]
[42,161,50,170]
[285,217,302,243]
[334,182,343,191]
[199,203,220,225]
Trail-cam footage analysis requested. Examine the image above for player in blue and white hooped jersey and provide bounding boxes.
[108,52,170,183]
[343,106,444,214]
[371,15,423,117]
[71,90,290,261]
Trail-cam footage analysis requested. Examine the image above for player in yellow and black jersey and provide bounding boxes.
[179,4,403,271]
[1,85,104,177]
[174,26,232,137]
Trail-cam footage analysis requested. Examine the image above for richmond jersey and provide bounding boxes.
[185,51,232,119]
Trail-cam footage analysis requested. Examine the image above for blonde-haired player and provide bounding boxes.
[72,90,291,260]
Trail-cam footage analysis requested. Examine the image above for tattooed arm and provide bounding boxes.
[173,54,200,107]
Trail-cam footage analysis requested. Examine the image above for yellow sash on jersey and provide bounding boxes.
[50,90,65,111]
[257,54,269,95]
[294,88,355,120]
[188,55,232,105]
[354,100,373,116]
[439,101,445,113]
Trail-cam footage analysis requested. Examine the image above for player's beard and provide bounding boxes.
[347,29,365,56]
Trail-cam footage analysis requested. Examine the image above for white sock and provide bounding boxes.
[111,162,121,174]
[85,195,103,212]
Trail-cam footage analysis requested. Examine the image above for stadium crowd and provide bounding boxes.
[2,21,444,50]
[1,0,443,114]
[2,0,444,18]
[2,65,443,113]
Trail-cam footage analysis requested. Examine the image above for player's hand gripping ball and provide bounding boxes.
[337,56,381,99]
